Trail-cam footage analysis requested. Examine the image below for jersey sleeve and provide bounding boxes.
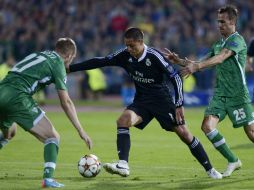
[224,35,245,54]
[70,48,126,72]
[206,45,215,58]
[151,48,184,107]
[247,39,254,57]
[170,72,184,107]
[52,59,68,91]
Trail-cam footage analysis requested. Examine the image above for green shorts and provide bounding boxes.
[0,85,45,131]
[205,96,254,128]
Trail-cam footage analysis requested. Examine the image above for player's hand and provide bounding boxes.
[79,130,93,149]
[180,62,199,78]
[163,48,181,65]
[175,106,185,125]
[245,63,253,72]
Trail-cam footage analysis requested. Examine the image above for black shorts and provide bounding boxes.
[127,97,178,131]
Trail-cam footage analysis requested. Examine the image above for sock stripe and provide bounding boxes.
[117,128,129,135]
[44,162,56,169]
[213,138,225,147]
[190,137,199,149]
[206,129,218,140]
[44,138,59,147]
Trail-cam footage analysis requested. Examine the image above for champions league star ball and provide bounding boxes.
[78,154,101,178]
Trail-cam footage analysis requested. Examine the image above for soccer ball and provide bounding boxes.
[78,154,101,178]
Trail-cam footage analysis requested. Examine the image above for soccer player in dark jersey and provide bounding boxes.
[69,27,222,179]
[0,38,92,188]
[164,5,254,177]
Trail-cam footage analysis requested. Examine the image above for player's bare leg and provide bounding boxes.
[29,115,64,188]
[202,116,240,177]
[174,124,222,179]
[244,124,254,143]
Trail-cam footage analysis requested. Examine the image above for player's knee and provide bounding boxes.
[46,130,60,142]
[201,121,212,133]
[8,124,17,140]
[53,131,60,141]
[1,125,17,140]
[201,116,218,133]
[116,115,131,128]
[245,124,254,143]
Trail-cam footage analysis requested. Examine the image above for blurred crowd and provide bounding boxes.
[1,0,254,97]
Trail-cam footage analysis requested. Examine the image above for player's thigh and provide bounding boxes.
[227,102,254,128]
[29,115,59,143]
[126,102,153,129]
[1,123,17,140]
[151,98,177,131]
[205,96,227,122]
[117,109,143,127]
[0,117,15,138]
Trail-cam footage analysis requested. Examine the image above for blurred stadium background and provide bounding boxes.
[1,0,254,106]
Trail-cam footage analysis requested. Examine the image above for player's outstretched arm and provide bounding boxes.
[181,48,234,78]
[163,48,190,67]
[68,57,112,73]
[57,89,93,149]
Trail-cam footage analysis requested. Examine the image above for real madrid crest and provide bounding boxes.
[145,58,151,66]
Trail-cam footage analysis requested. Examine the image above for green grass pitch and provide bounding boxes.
[0,107,253,190]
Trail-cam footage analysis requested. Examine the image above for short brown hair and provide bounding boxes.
[124,27,144,40]
[55,38,77,56]
[218,5,238,23]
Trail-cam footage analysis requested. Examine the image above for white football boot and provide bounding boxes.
[207,168,223,179]
[222,159,242,177]
[103,160,130,177]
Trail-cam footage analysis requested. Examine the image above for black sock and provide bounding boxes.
[188,137,212,171]
[117,127,130,162]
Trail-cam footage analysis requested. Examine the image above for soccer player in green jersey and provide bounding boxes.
[0,38,92,188]
[164,5,254,177]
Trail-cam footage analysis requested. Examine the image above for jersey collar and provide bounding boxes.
[221,31,238,43]
[53,51,64,62]
[138,44,148,62]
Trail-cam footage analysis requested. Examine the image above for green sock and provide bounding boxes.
[206,129,238,163]
[43,138,59,179]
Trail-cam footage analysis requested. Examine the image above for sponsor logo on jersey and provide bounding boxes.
[228,41,238,47]
[145,58,151,66]
[129,73,155,83]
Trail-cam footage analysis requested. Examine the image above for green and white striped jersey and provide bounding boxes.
[2,51,67,95]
